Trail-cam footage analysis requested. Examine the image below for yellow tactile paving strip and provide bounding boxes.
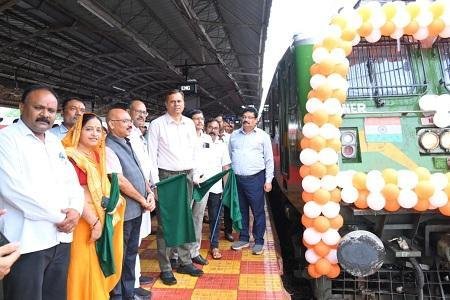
[139,204,290,299]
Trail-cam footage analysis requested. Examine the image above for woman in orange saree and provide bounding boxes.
[62,113,125,300]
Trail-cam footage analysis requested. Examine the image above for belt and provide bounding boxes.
[236,170,264,178]
[158,168,192,175]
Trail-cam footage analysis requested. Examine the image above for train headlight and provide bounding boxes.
[341,131,356,145]
[342,145,356,158]
[419,131,439,151]
[440,131,450,150]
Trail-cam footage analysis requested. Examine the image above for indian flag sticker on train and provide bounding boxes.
[364,117,403,143]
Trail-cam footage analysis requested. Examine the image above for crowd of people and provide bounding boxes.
[0,84,274,300]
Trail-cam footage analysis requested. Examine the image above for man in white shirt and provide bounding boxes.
[0,84,84,300]
[128,100,154,296]
[148,89,203,286]
[50,97,86,139]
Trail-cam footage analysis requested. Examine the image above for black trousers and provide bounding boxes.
[3,243,71,300]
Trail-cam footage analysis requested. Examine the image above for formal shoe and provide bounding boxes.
[231,240,249,250]
[134,287,151,297]
[160,271,177,285]
[170,258,179,269]
[224,232,234,242]
[133,293,151,300]
[192,254,208,265]
[139,275,154,285]
[177,264,204,277]
[252,244,264,255]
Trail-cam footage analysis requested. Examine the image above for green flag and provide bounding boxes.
[192,169,229,201]
[222,169,242,232]
[193,169,242,232]
[96,173,120,277]
[156,174,196,247]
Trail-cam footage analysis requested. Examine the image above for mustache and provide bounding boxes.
[36,117,50,124]
[243,121,249,124]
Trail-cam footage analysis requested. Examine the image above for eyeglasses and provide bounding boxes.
[241,116,256,120]
[110,119,132,124]
[133,109,148,116]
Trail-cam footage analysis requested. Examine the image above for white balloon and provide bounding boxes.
[398,189,418,208]
[416,11,433,27]
[437,94,450,111]
[322,229,341,246]
[351,34,361,46]
[302,122,320,139]
[322,202,340,218]
[319,124,340,140]
[321,175,338,191]
[390,28,404,40]
[341,9,363,30]
[330,48,346,62]
[327,73,345,90]
[300,149,319,166]
[312,47,330,63]
[370,11,387,29]
[341,186,358,204]
[433,112,450,128]
[419,94,438,111]
[439,25,450,38]
[365,29,382,43]
[310,74,327,89]
[319,148,339,165]
[430,173,449,190]
[413,27,429,41]
[367,192,386,210]
[429,190,448,208]
[324,98,343,115]
[302,176,321,194]
[326,249,338,264]
[305,249,320,264]
[303,200,322,218]
[304,227,322,245]
[306,98,324,113]
[397,170,419,190]
[328,25,342,39]
[336,170,356,188]
[392,11,411,28]
[366,170,385,192]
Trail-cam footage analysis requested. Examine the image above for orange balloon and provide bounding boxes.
[308,264,321,278]
[354,189,369,209]
[315,258,332,275]
[310,136,327,151]
[414,198,429,212]
[384,198,400,212]
[328,114,342,127]
[329,214,344,229]
[444,184,450,198]
[300,137,310,149]
[315,85,333,100]
[322,37,341,51]
[341,29,356,42]
[380,20,395,36]
[313,241,331,256]
[317,58,335,75]
[326,164,339,176]
[313,189,331,205]
[438,202,450,216]
[308,90,318,99]
[310,64,321,76]
[358,22,373,37]
[332,89,347,103]
[404,20,419,35]
[415,181,435,199]
[302,191,314,202]
[299,165,310,178]
[327,264,341,278]
[415,167,431,181]
[352,172,367,190]
[382,168,397,185]
[304,113,313,123]
[312,109,329,126]
[334,63,349,77]
[301,214,314,227]
[310,162,327,178]
[428,18,445,36]
[327,138,341,152]
[382,183,400,202]
[330,189,341,203]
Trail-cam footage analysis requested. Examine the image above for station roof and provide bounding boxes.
[0,0,271,116]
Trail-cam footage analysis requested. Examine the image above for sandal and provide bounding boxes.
[210,248,222,260]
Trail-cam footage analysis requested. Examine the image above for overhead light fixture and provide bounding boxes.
[78,0,115,28]
[112,85,126,92]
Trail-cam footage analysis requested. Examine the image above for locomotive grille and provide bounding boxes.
[437,38,450,92]
[347,36,427,100]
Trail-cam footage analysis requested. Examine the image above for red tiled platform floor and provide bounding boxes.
[138,205,290,299]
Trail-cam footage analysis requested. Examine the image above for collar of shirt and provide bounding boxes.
[16,119,56,143]
[238,127,257,135]
[164,113,187,125]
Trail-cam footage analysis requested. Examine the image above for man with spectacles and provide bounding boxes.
[229,106,274,255]
[106,108,155,300]
[50,97,86,139]
[128,100,154,297]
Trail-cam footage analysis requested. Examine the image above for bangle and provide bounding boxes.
[91,217,100,230]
